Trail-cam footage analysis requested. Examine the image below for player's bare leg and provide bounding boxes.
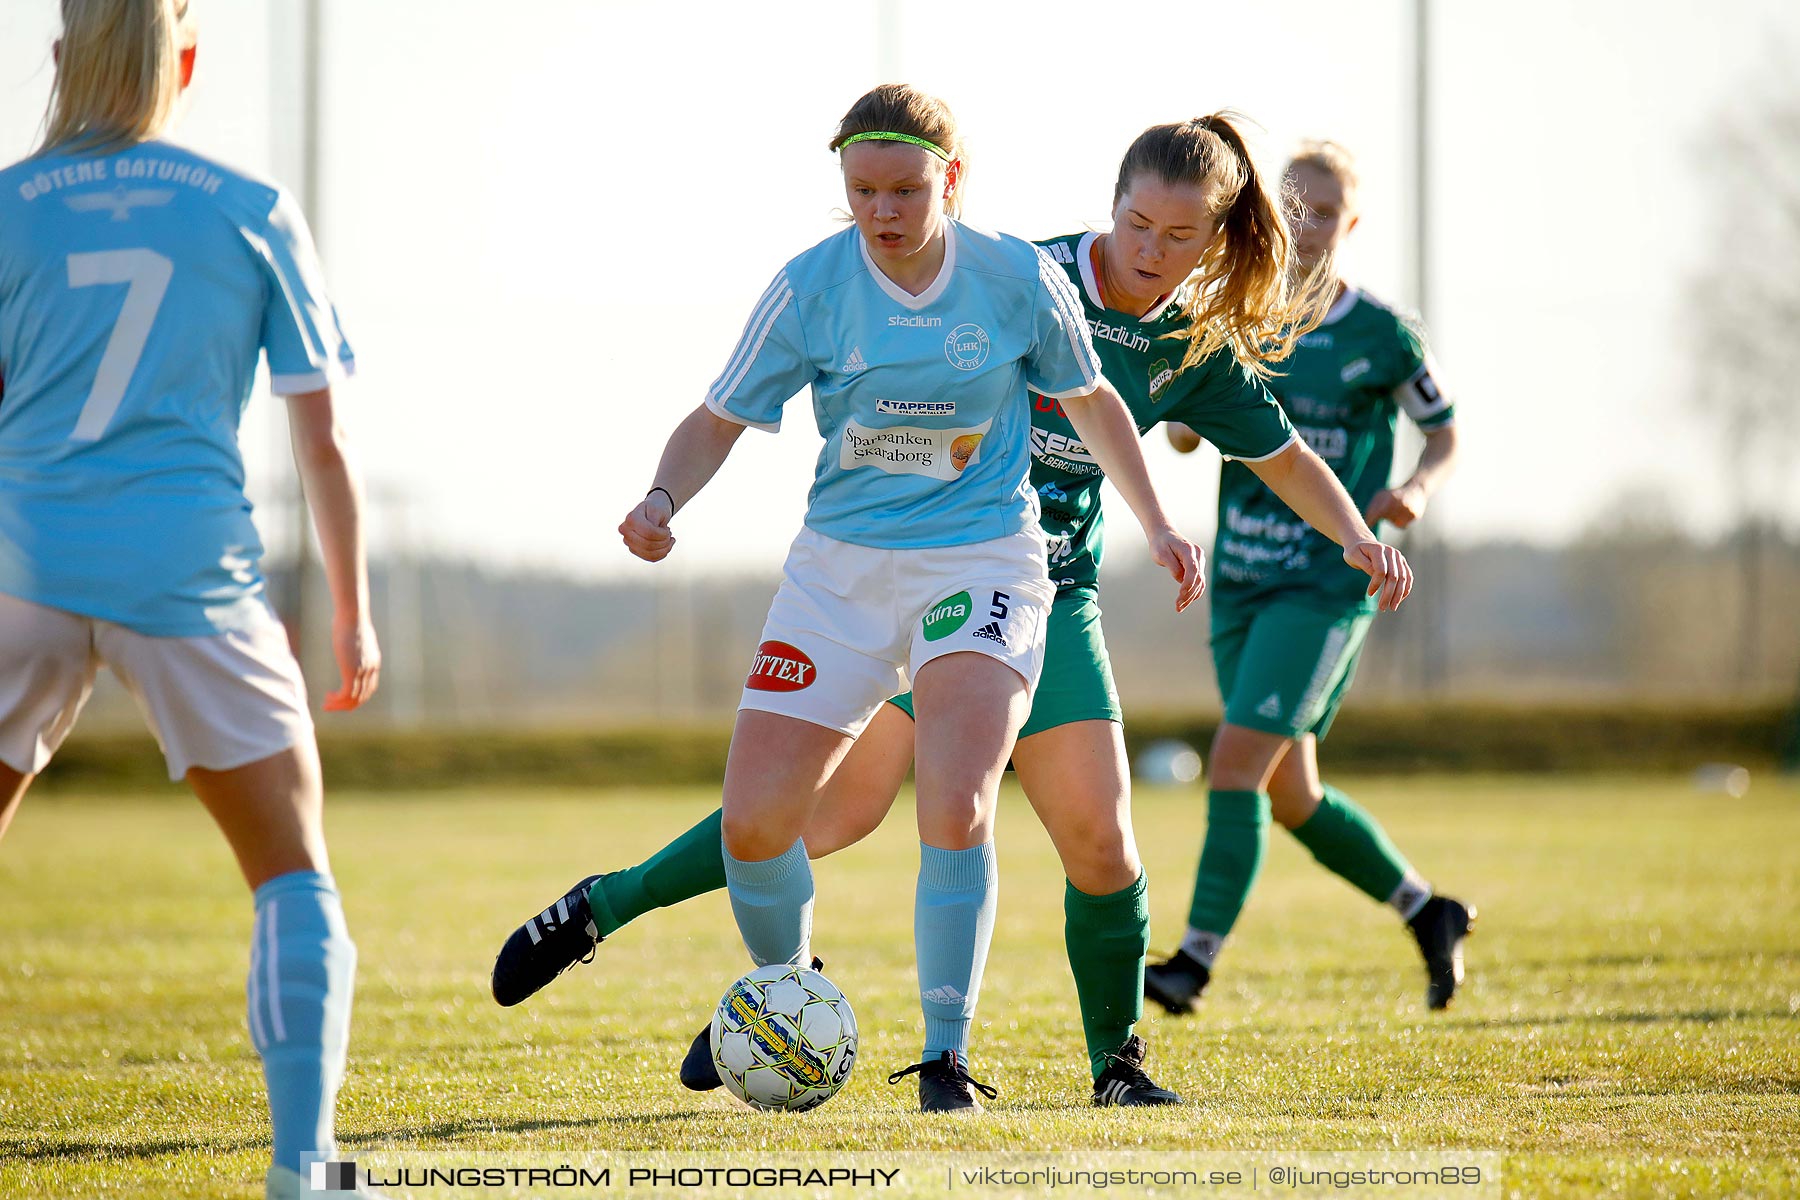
[1014,721,1179,1105]
[189,744,359,1199]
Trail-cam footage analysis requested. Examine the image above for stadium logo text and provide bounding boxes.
[1087,318,1150,353]
[889,314,943,327]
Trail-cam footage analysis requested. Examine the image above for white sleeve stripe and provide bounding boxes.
[1038,252,1099,386]
[1227,430,1301,463]
[704,393,780,433]
[707,287,794,407]
[270,357,354,396]
[707,272,792,403]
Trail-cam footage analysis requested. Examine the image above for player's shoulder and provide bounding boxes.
[1345,287,1428,351]
[953,220,1055,283]
[778,225,868,298]
[1031,231,1086,266]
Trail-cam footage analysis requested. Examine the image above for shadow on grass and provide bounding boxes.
[1456,1008,1798,1030]
[1,1115,634,1165]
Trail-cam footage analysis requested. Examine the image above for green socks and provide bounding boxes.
[1063,872,1149,1079]
[1288,784,1426,914]
[587,808,728,937]
[1181,789,1271,963]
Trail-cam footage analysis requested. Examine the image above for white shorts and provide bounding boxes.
[739,525,1054,737]
[0,591,313,782]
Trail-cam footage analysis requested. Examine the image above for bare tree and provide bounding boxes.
[1690,77,1800,690]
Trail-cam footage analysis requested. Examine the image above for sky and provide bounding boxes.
[4,0,1797,582]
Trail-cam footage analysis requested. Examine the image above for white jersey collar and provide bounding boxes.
[1079,229,1178,321]
[860,220,958,311]
[1320,284,1362,326]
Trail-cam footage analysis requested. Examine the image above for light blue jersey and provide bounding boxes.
[0,141,353,637]
[706,221,1102,549]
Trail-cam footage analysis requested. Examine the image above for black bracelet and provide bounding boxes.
[646,486,675,511]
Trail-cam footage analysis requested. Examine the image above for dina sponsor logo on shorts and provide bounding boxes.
[746,641,817,692]
[944,323,990,371]
[922,592,972,642]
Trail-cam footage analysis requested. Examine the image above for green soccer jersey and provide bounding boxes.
[1213,286,1455,612]
[1029,231,1296,594]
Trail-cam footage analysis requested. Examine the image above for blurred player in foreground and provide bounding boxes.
[0,3,379,1195]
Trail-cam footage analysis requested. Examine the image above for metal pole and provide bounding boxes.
[1411,0,1450,694]
[286,0,323,668]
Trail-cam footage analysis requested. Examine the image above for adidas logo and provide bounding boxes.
[842,346,869,374]
[1046,242,1075,264]
[1256,692,1283,720]
[922,984,966,1006]
[972,621,1006,646]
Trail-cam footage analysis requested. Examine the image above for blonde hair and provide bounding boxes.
[1287,139,1361,212]
[1114,113,1330,379]
[827,84,965,219]
[41,0,194,156]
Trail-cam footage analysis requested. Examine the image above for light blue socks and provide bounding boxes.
[248,870,356,1174]
[916,841,997,1061]
[722,836,814,966]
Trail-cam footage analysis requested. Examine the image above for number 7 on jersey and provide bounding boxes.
[65,249,174,442]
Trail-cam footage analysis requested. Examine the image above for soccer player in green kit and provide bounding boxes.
[1147,140,1474,1015]
[492,117,1412,1106]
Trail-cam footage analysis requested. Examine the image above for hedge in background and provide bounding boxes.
[24,702,1791,794]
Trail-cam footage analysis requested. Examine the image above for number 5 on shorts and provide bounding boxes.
[990,591,1009,619]
[65,249,174,442]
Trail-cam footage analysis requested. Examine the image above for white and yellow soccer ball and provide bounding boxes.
[709,963,858,1111]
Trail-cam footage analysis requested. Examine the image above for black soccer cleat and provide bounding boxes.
[681,956,827,1093]
[1408,895,1476,1010]
[1143,950,1211,1015]
[490,875,604,1007]
[1092,1034,1182,1107]
[680,1020,723,1092]
[888,1050,998,1114]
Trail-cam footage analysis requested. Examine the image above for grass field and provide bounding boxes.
[3,774,1797,1198]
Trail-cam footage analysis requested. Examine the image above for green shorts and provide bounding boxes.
[887,588,1120,739]
[1211,598,1374,741]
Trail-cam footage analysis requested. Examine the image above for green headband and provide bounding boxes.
[838,131,952,162]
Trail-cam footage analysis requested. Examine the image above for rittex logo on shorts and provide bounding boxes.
[922,592,972,642]
[746,641,816,691]
[311,1160,359,1192]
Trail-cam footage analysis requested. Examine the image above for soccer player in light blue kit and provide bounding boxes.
[0,4,380,1196]
[605,85,1205,1113]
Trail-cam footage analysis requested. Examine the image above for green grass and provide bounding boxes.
[3,775,1798,1198]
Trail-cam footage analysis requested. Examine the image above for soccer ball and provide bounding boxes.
[709,963,858,1111]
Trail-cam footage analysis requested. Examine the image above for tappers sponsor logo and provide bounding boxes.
[876,398,956,417]
[944,323,990,371]
[746,641,816,691]
[888,314,943,327]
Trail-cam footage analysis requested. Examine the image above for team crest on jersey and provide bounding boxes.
[1148,358,1174,402]
[63,186,174,222]
[944,324,990,371]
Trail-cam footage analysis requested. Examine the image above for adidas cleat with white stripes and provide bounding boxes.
[1091,1035,1181,1107]
[490,875,604,1007]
